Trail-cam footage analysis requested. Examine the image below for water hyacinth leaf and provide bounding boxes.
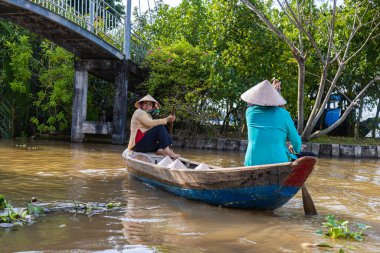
[106,202,122,208]
[21,209,28,219]
[357,223,371,230]
[0,195,5,209]
[27,203,45,215]
[353,234,363,241]
[315,229,324,236]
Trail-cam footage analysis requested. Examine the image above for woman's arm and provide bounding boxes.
[138,112,168,128]
[283,110,302,153]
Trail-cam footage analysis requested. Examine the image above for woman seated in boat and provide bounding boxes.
[127,94,180,158]
[241,79,301,166]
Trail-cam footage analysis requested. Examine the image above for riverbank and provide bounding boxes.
[28,133,380,158]
[171,136,380,159]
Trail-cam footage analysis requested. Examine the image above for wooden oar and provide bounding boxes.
[289,145,317,215]
[169,105,176,136]
[301,184,317,215]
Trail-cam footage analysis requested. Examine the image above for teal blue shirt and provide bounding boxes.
[244,106,302,166]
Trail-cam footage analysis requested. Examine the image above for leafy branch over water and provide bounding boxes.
[0,194,123,229]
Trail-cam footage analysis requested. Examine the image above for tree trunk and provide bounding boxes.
[354,99,364,139]
[372,99,380,138]
[296,58,305,134]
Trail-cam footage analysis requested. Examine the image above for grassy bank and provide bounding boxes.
[310,136,380,145]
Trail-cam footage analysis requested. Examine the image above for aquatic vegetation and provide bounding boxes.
[0,194,124,229]
[0,194,31,226]
[316,215,371,241]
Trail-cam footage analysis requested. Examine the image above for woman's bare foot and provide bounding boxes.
[163,147,180,158]
[156,149,165,156]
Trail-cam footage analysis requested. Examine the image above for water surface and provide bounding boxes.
[0,139,379,252]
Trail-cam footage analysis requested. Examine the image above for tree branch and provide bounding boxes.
[309,76,380,139]
[282,0,325,63]
[344,18,380,64]
[240,0,301,57]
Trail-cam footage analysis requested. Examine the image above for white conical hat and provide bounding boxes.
[241,80,287,106]
[134,94,161,109]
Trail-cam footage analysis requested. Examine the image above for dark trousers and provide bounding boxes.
[133,125,173,153]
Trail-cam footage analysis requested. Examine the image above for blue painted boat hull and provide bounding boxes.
[132,174,300,210]
[124,153,316,210]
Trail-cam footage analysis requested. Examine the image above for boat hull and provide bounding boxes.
[131,174,300,209]
[125,153,316,210]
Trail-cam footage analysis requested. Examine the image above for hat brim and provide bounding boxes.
[134,95,161,109]
[241,80,287,106]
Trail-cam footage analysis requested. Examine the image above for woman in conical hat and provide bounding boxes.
[241,80,301,166]
[128,94,179,158]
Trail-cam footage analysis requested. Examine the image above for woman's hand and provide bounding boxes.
[167,115,176,123]
[272,79,281,92]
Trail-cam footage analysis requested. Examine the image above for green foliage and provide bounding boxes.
[316,215,371,241]
[86,77,115,122]
[138,0,297,135]
[0,98,13,138]
[143,40,219,134]
[30,41,74,133]
[5,35,33,94]
[310,136,380,145]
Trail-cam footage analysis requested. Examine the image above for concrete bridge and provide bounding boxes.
[0,0,148,144]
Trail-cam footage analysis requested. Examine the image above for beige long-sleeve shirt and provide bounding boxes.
[127,109,167,150]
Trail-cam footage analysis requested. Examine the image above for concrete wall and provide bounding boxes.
[172,136,380,159]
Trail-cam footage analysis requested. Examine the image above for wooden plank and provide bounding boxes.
[126,158,296,189]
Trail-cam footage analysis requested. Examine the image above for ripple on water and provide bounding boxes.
[78,168,127,176]
[35,172,55,176]
[104,216,164,223]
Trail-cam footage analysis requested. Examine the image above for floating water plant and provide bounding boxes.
[316,215,371,241]
[0,194,31,227]
[0,194,124,229]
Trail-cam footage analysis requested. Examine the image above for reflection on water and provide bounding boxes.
[0,139,379,252]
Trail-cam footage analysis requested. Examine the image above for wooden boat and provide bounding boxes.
[122,149,317,210]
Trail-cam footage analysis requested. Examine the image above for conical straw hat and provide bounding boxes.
[241,80,287,106]
[134,94,161,109]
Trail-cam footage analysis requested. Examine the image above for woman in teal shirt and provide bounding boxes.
[241,80,302,166]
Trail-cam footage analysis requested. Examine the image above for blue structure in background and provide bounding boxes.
[325,94,342,127]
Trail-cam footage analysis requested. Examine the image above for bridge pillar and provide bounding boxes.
[112,61,129,144]
[71,61,88,142]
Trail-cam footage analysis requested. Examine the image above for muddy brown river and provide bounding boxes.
[0,139,379,252]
